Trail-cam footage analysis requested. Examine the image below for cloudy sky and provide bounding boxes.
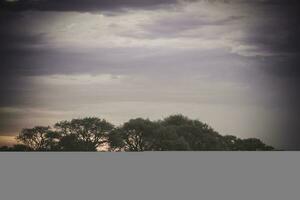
[0,0,300,149]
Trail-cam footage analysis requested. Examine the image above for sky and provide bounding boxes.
[0,0,300,149]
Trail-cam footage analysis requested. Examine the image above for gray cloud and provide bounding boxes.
[1,0,300,149]
[132,15,244,39]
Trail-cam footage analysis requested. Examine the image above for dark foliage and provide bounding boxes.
[0,115,275,151]
[0,144,33,152]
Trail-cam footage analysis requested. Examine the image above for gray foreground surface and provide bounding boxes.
[0,152,299,200]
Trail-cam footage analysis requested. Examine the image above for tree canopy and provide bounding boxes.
[0,115,275,151]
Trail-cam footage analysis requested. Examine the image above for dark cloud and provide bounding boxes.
[246,2,300,149]
[1,0,300,13]
[243,3,300,55]
[0,11,40,108]
[257,0,300,5]
[0,0,179,12]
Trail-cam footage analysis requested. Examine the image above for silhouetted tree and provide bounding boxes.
[55,117,114,151]
[222,135,239,150]
[108,118,158,151]
[1,115,275,151]
[160,115,225,150]
[152,126,190,151]
[234,138,274,151]
[0,144,33,151]
[11,144,33,151]
[16,126,56,151]
[0,146,9,151]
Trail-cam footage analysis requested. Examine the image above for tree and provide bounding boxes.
[108,118,159,151]
[222,135,239,150]
[11,144,33,151]
[233,138,274,151]
[3,115,275,151]
[0,146,9,151]
[152,126,190,151]
[0,144,33,151]
[162,115,194,126]
[55,117,114,151]
[160,115,225,150]
[16,126,55,151]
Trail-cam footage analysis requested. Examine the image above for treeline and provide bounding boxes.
[0,115,274,151]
